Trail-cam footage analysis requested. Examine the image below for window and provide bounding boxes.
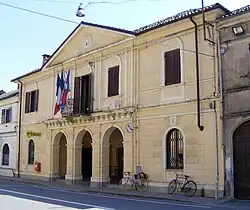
[108,66,119,97]
[28,140,35,164]
[2,144,9,166]
[73,73,92,115]
[25,90,39,113]
[1,107,12,124]
[166,129,183,169]
[164,49,181,86]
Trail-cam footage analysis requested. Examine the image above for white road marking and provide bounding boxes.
[0,195,106,210]
[0,188,114,210]
[0,185,24,187]
[24,185,210,209]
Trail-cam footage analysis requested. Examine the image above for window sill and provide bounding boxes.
[25,111,38,115]
[0,165,10,168]
[165,169,184,172]
[105,94,121,99]
[161,82,184,88]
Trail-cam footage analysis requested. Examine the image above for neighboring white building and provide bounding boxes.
[0,89,19,177]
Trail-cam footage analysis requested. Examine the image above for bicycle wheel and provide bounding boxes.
[119,178,133,190]
[183,180,197,197]
[135,178,148,192]
[168,179,177,194]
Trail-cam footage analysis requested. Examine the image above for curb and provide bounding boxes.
[84,189,196,204]
[0,176,200,204]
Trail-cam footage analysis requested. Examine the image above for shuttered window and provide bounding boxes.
[25,90,39,113]
[73,77,80,114]
[108,66,119,97]
[1,107,12,124]
[164,49,181,86]
[25,92,31,113]
[73,74,92,115]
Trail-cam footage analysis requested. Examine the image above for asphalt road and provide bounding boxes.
[0,179,249,210]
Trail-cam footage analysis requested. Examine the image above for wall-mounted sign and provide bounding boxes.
[126,123,134,133]
[26,131,41,138]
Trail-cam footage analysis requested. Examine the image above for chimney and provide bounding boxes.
[0,90,5,95]
[42,54,51,65]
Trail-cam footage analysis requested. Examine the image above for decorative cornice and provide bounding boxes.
[44,109,133,128]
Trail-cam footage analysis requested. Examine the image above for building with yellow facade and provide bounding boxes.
[11,3,233,198]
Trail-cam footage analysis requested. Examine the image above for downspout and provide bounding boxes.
[216,22,226,198]
[17,79,23,178]
[212,21,220,199]
[190,17,204,131]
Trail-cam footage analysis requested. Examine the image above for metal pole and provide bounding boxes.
[17,80,23,178]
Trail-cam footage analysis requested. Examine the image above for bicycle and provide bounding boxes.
[168,172,197,197]
[119,171,148,192]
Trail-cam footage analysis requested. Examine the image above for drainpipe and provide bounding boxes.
[190,17,204,131]
[17,79,23,178]
[212,21,220,199]
[215,22,226,198]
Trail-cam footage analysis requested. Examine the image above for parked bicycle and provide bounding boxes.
[119,171,148,192]
[168,172,197,197]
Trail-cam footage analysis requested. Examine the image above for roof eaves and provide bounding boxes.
[134,3,230,35]
[219,4,250,20]
[80,21,136,35]
[0,89,19,101]
[11,68,41,82]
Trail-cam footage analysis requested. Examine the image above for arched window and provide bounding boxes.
[28,140,35,164]
[2,144,10,166]
[166,129,184,169]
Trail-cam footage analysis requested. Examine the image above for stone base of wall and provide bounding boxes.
[20,173,50,181]
[18,174,225,199]
[145,182,224,198]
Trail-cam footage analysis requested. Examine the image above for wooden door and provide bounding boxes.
[233,122,250,199]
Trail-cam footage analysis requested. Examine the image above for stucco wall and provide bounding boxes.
[17,10,224,197]
[219,13,250,198]
[0,92,18,176]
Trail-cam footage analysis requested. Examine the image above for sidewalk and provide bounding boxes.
[0,175,235,206]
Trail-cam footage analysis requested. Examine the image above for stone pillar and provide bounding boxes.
[90,142,110,187]
[123,140,133,174]
[73,145,82,183]
[51,145,60,180]
[65,145,74,184]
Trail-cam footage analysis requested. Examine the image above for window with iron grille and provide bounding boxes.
[2,144,9,166]
[166,129,184,169]
[28,139,35,165]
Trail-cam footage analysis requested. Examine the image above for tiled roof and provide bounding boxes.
[11,68,40,82]
[220,4,250,19]
[81,21,136,35]
[0,89,19,101]
[134,3,230,34]
[9,3,235,82]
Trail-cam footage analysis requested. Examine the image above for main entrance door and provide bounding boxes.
[233,121,250,199]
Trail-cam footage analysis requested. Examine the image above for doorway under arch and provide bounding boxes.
[102,127,124,184]
[233,120,250,199]
[53,132,67,180]
[75,130,93,182]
